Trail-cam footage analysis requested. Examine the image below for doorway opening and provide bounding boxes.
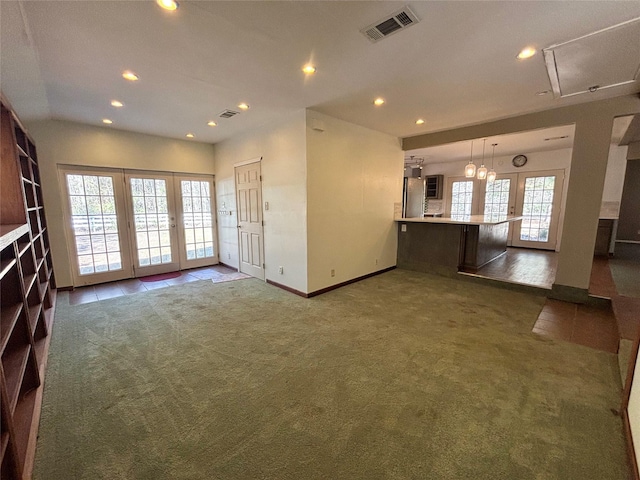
[404,125,575,290]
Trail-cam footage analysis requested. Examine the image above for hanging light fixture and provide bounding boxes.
[477,139,488,180]
[487,143,497,182]
[464,140,476,178]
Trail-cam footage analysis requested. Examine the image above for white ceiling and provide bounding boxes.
[1,1,640,145]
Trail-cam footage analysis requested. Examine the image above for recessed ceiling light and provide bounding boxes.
[186,133,194,138]
[156,0,179,11]
[302,64,316,74]
[102,119,113,125]
[207,121,217,127]
[415,119,425,125]
[517,47,536,60]
[535,90,550,96]
[111,100,124,107]
[237,103,250,110]
[122,71,139,81]
[374,98,385,106]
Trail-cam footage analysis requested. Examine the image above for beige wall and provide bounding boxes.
[404,94,640,294]
[306,111,403,292]
[26,119,215,287]
[602,145,629,206]
[213,111,309,293]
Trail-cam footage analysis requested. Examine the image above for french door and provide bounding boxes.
[60,166,133,285]
[511,170,564,250]
[60,166,217,286]
[175,174,218,269]
[125,171,180,276]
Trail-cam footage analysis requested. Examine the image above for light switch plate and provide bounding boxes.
[401,224,407,232]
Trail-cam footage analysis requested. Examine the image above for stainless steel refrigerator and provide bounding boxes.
[403,176,425,218]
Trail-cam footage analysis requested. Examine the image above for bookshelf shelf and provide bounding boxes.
[1,96,57,479]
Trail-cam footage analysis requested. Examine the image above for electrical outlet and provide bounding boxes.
[265,201,270,211]
[227,252,231,259]
[331,269,335,277]
[278,266,283,274]
[401,224,407,232]
[375,259,378,265]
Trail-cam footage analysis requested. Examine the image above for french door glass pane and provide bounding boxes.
[451,180,473,221]
[67,174,122,275]
[131,178,172,266]
[181,180,215,260]
[484,178,511,221]
[520,176,555,242]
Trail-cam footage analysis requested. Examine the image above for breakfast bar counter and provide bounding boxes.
[396,215,523,276]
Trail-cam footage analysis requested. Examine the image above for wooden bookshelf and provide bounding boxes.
[1,97,57,479]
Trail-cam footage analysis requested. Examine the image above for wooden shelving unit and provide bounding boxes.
[1,97,57,479]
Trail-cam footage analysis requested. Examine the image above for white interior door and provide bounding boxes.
[175,174,218,269]
[235,162,264,280]
[125,171,180,276]
[512,170,564,250]
[59,166,133,286]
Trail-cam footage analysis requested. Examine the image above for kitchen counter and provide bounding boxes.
[396,215,523,276]
[398,215,523,225]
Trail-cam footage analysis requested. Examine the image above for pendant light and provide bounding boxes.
[464,140,476,178]
[476,139,488,180]
[487,143,497,182]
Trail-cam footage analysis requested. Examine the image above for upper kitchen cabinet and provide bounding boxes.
[425,175,443,199]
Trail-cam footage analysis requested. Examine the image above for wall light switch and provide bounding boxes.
[265,201,269,211]
[401,224,407,232]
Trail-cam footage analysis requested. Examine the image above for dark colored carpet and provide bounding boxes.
[35,270,628,479]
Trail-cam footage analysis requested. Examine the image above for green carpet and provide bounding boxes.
[35,270,628,479]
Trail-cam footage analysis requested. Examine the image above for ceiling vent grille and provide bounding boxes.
[219,109,240,118]
[361,6,420,43]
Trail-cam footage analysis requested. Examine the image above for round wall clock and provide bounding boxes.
[512,155,528,167]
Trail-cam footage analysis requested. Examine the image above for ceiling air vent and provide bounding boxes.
[361,6,420,43]
[219,109,240,119]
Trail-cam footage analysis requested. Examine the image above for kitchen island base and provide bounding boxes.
[397,217,519,276]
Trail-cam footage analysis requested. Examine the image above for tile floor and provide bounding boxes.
[532,299,620,353]
[68,264,250,306]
